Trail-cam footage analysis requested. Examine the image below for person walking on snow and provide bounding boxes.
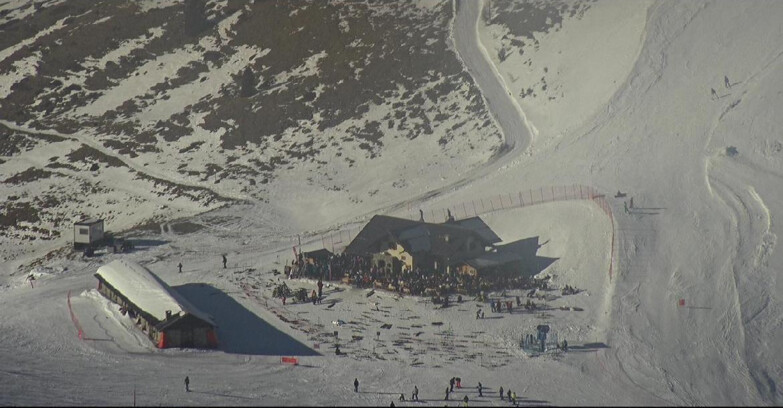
[222,254,227,269]
[412,385,419,401]
[178,262,182,273]
[725,75,731,89]
[507,389,511,401]
[499,386,504,400]
[512,391,517,406]
[478,382,483,397]
[317,279,324,299]
[354,378,359,392]
[184,376,190,392]
[450,377,455,392]
[445,386,450,400]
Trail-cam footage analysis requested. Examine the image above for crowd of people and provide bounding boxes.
[287,251,550,300]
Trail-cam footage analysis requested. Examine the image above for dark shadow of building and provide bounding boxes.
[174,283,320,356]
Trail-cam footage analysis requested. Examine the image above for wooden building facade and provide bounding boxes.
[94,259,218,349]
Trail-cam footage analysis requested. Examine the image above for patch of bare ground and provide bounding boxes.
[0,201,40,228]
[3,167,54,185]
[65,145,125,168]
[131,171,230,206]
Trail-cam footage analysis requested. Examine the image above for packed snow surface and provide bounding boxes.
[2,0,783,406]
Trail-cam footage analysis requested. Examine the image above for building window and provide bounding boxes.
[79,228,89,235]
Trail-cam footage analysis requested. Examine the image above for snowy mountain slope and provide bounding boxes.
[0,0,503,272]
[1,0,782,406]
[470,0,783,405]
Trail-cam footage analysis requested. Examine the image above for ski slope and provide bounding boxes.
[2,0,783,405]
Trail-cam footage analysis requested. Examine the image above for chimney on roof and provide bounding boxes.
[165,310,172,320]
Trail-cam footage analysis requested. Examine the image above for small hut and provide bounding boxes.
[73,218,104,249]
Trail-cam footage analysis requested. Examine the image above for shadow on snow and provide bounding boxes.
[174,283,320,356]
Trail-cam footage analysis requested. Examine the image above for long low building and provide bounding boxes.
[94,259,218,349]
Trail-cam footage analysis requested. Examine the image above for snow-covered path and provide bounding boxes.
[348,0,535,224]
[451,0,532,153]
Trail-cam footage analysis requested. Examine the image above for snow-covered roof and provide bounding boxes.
[94,259,214,326]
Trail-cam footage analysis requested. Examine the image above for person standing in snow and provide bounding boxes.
[450,377,455,392]
[463,394,469,406]
[311,290,318,305]
[456,377,461,388]
[317,278,324,299]
[445,386,450,400]
[184,376,190,392]
[499,386,504,400]
[512,391,517,405]
[478,382,483,397]
[222,254,227,269]
[507,389,511,401]
[725,75,731,89]
[399,393,405,401]
[354,378,359,392]
[178,262,183,273]
[412,385,419,401]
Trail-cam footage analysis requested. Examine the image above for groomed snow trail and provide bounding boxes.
[348,0,534,225]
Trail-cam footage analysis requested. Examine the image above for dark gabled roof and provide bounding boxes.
[453,217,502,244]
[344,215,501,257]
[463,237,539,270]
[343,215,423,254]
